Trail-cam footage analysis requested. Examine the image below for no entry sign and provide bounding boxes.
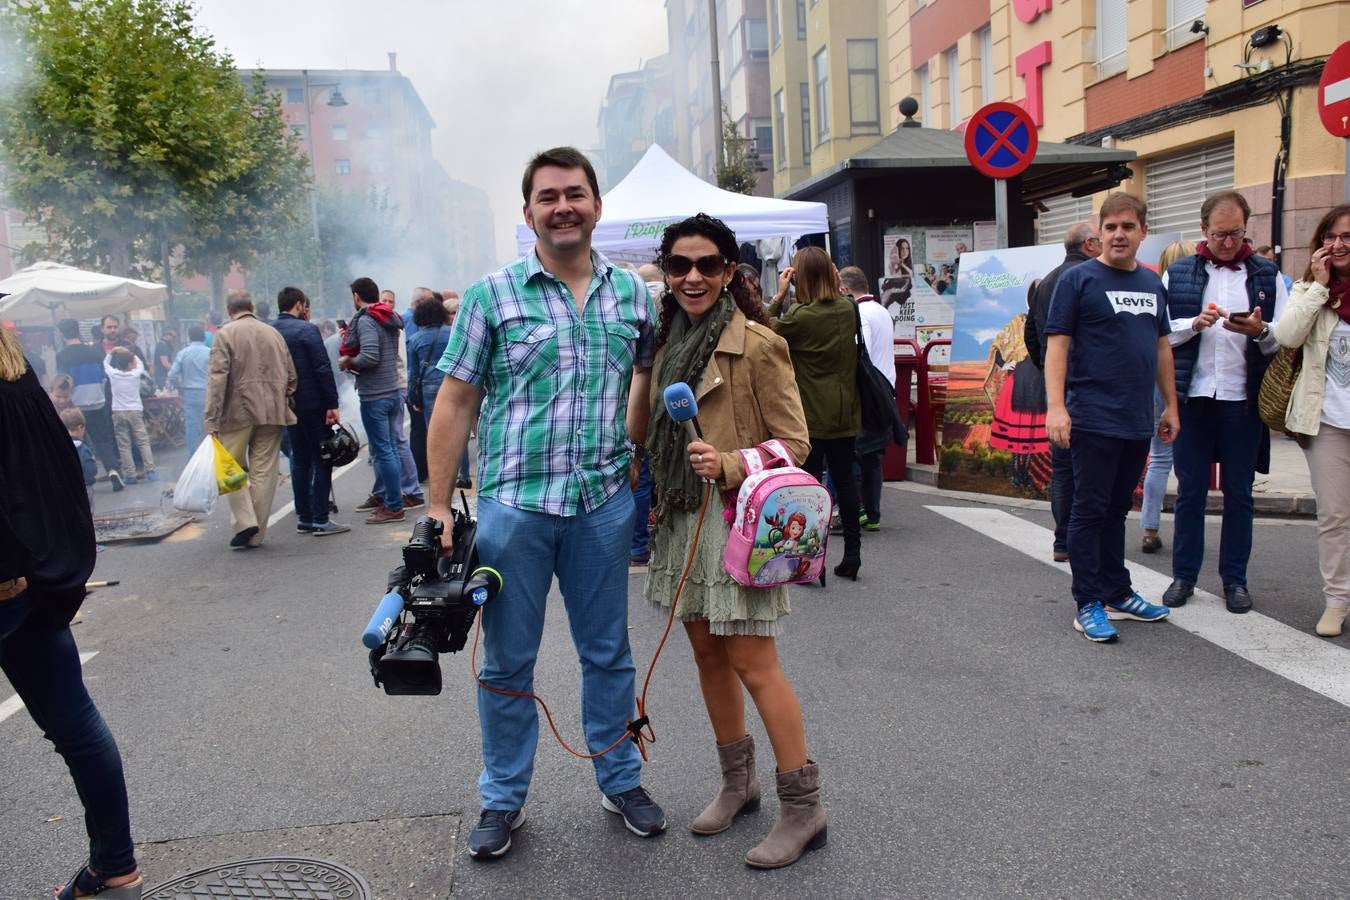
[1319,41,1350,138]
[964,102,1039,180]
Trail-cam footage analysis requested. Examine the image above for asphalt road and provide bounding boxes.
[3,462,1347,899]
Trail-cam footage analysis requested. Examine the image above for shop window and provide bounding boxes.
[978,27,993,106]
[1166,0,1206,50]
[848,40,880,135]
[799,82,811,164]
[1096,0,1127,77]
[945,46,960,126]
[775,89,787,168]
[814,48,829,142]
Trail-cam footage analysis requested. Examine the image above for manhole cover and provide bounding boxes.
[144,857,370,899]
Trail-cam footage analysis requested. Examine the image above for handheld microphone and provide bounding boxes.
[663,382,703,444]
[362,590,405,649]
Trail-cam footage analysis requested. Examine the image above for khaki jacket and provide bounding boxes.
[204,313,297,434]
[651,310,811,491]
[1273,280,1340,436]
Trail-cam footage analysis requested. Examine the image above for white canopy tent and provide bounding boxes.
[515,145,829,262]
[0,261,167,326]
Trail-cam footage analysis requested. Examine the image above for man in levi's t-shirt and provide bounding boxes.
[1043,192,1180,644]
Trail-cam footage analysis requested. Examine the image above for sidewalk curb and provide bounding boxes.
[895,464,1317,518]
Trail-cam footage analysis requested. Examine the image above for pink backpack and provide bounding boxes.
[722,440,833,587]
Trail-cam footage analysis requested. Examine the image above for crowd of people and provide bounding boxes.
[3,139,1349,895]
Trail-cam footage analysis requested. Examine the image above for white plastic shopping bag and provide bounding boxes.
[173,436,220,514]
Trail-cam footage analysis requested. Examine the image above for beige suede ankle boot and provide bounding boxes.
[1315,606,1348,637]
[744,760,827,869]
[691,734,761,835]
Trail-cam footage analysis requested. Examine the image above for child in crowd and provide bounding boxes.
[61,406,98,510]
[103,346,156,483]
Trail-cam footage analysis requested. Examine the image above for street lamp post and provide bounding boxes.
[300,70,347,298]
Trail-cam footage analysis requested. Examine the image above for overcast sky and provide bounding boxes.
[192,0,669,267]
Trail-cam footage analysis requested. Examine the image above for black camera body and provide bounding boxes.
[368,510,502,696]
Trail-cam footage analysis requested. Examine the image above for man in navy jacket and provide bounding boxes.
[273,286,347,535]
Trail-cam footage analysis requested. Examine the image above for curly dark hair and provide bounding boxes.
[653,213,769,348]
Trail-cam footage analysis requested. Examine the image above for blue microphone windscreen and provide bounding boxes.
[663,382,698,422]
[362,591,405,649]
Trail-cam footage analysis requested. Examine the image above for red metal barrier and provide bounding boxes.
[916,340,951,465]
[883,340,921,480]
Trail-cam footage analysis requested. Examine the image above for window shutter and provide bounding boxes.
[1036,194,1096,246]
[1144,142,1235,241]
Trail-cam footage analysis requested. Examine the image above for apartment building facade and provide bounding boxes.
[769,0,891,196]
[597,55,678,191]
[890,0,1347,274]
[666,0,775,196]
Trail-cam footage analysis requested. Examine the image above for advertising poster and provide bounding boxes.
[880,233,915,338]
[882,229,957,362]
[938,244,1063,499]
[937,234,1181,498]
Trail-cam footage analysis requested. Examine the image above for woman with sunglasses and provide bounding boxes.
[767,245,864,581]
[1274,204,1350,637]
[638,214,825,869]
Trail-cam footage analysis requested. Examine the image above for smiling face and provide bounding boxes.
[664,235,731,321]
[523,164,601,259]
[1099,208,1147,270]
[1323,213,1350,279]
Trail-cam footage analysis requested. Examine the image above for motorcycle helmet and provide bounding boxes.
[319,422,361,467]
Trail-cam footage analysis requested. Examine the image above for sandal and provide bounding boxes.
[55,865,144,899]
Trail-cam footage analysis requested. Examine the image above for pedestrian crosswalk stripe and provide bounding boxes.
[0,652,99,726]
[927,505,1350,710]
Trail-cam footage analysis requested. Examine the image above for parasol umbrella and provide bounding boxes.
[0,261,167,326]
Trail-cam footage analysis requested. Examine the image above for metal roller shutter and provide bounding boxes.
[1144,142,1235,241]
[1036,193,1096,245]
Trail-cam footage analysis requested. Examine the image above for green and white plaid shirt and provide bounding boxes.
[437,249,657,516]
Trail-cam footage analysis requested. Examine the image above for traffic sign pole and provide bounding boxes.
[994,178,1009,249]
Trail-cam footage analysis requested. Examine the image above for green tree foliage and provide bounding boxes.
[0,0,255,276]
[715,110,760,196]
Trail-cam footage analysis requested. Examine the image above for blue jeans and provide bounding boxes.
[1141,391,1173,532]
[1172,397,1263,587]
[422,386,471,483]
[474,488,641,809]
[360,395,404,512]
[1049,443,1074,553]
[287,408,333,526]
[1068,430,1150,608]
[182,388,206,459]
[0,594,135,877]
[630,458,652,558]
[372,401,422,501]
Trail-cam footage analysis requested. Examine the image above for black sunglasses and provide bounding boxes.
[663,254,727,278]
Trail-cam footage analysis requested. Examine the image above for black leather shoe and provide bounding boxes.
[833,558,860,581]
[1162,579,1194,608]
[467,808,525,858]
[229,526,259,549]
[1224,584,1253,614]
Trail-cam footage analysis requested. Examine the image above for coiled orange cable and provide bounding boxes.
[468,482,713,761]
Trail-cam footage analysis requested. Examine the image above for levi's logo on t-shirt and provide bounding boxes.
[1104,291,1159,316]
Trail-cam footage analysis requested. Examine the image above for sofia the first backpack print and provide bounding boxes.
[723,439,832,588]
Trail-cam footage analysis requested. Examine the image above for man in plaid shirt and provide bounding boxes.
[427,147,664,858]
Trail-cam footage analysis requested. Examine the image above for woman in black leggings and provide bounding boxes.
[766,246,863,580]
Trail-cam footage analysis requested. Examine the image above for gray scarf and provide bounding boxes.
[648,292,734,522]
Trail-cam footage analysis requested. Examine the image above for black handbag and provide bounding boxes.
[852,301,908,450]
